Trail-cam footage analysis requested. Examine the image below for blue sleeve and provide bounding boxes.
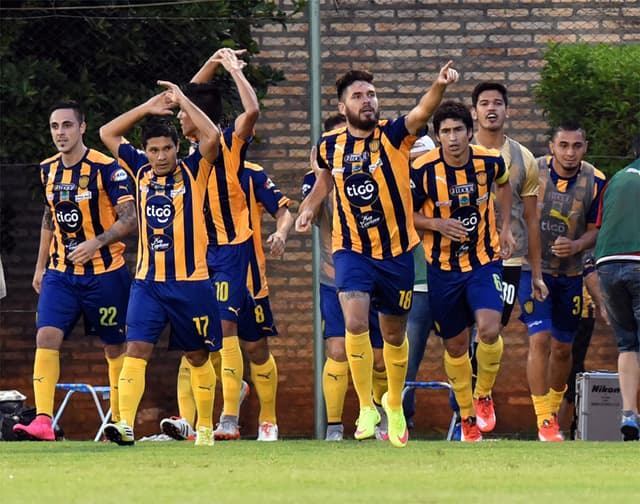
[316,137,330,170]
[382,115,411,148]
[184,149,203,178]
[587,174,607,224]
[410,164,427,211]
[102,161,134,206]
[117,143,147,179]
[301,171,316,200]
[252,170,285,216]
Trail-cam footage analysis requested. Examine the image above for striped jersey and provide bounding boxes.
[117,142,211,282]
[204,126,253,246]
[411,144,509,272]
[241,161,291,299]
[40,148,134,275]
[316,117,420,259]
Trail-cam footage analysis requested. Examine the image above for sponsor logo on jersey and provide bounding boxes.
[343,152,370,164]
[111,169,128,182]
[449,183,475,196]
[53,183,76,192]
[75,192,92,202]
[148,234,173,252]
[145,195,175,229]
[356,210,384,230]
[344,173,379,207]
[62,237,80,253]
[54,201,83,233]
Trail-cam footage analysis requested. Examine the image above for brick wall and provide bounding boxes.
[0,1,634,439]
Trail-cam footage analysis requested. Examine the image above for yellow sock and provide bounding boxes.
[220,336,243,417]
[210,351,222,382]
[189,359,216,429]
[118,356,147,426]
[177,355,196,426]
[548,385,568,416]
[372,368,388,405]
[105,353,125,422]
[474,335,504,398]
[323,358,349,423]
[444,351,474,418]
[33,348,60,417]
[383,337,408,409]
[250,353,278,424]
[345,330,374,409]
[532,394,553,428]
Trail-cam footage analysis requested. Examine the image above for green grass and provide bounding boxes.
[0,440,637,503]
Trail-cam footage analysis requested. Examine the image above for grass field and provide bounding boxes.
[1,439,637,503]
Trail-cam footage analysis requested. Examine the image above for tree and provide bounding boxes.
[534,42,640,177]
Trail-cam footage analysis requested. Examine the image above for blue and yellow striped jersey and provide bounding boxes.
[241,161,291,299]
[316,117,419,259]
[204,126,253,246]
[411,144,509,272]
[40,148,134,275]
[117,142,211,282]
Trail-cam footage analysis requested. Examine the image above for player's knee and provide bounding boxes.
[551,340,572,361]
[476,321,500,344]
[245,339,269,364]
[35,327,64,350]
[326,337,347,361]
[184,348,210,367]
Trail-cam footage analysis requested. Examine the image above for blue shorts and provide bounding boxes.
[518,271,583,343]
[427,261,504,339]
[207,239,252,322]
[333,250,414,316]
[126,279,222,351]
[238,295,278,342]
[320,283,383,349]
[37,266,130,344]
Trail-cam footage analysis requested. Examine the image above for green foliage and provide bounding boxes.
[534,43,640,177]
[0,0,306,163]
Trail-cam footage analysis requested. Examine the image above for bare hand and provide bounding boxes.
[157,80,186,107]
[436,218,467,241]
[531,276,549,302]
[295,209,314,233]
[500,228,516,259]
[551,236,577,258]
[67,239,100,265]
[144,92,176,116]
[32,269,45,294]
[211,48,247,73]
[267,232,286,257]
[437,60,459,86]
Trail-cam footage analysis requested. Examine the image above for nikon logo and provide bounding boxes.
[592,384,620,394]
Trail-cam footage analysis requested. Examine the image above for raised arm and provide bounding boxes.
[191,48,247,83]
[158,80,221,164]
[99,92,175,157]
[405,61,459,136]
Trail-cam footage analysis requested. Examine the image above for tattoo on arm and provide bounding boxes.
[96,201,136,245]
[42,207,54,231]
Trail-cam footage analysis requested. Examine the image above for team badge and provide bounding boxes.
[369,139,380,153]
[524,300,534,314]
[352,163,362,173]
[477,171,488,186]
[174,172,183,183]
[459,194,470,206]
[78,175,90,189]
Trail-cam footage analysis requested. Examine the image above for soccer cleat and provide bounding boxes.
[103,420,135,446]
[538,416,564,442]
[214,417,240,440]
[460,416,483,442]
[12,414,55,441]
[194,426,214,446]
[325,423,344,441]
[160,416,196,441]
[374,402,389,441]
[354,405,380,440]
[620,414,640,441]
[257,422,279,442]
[381,392,409,448]
[474,396,496,433]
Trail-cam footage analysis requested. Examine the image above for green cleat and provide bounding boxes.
[104,420,135,446]
[354,406,380,440]
[194,426,214,446]
[382,392,409,448]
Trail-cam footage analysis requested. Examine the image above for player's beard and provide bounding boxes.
[345,107,379,132]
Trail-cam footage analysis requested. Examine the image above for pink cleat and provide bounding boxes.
[13,414,55,441]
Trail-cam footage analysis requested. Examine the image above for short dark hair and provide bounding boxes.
[323,113,346,132]
[336,70,374,101]
[551,122,587,141]
[433,100,473,136]
[141,116,179,148]
[471,82,508,108]
[49,100,84,124]
[182,82,223,124]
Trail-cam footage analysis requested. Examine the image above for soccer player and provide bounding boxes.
[468,82,548,433]
[296,62,459,448]
[13,101,136,442]
[595,156,640,441]
[302,115,389,441]
[99,80,222,446]
[411,100,514,442]
[520,123,606,442]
